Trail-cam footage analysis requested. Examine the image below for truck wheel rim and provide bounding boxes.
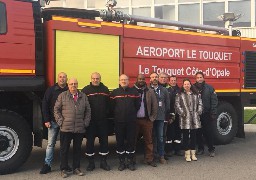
[217,112,232,135]
[0,126,19,161]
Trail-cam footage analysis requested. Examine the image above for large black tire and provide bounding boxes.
[0,110,32,175]
[213,102,238,145]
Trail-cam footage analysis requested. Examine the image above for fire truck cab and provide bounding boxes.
[0,0,256,174]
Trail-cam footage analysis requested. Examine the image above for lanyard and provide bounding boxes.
[154,87,160,97]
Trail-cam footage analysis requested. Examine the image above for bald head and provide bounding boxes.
[91,72,101,86]
[68,78,78,94]
[57,72,67,88]
[119,74,129,88]
[136,74,146,87]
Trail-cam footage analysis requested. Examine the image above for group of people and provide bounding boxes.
[39,71,218,178]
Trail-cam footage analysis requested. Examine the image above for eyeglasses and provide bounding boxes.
[69,83,78,86]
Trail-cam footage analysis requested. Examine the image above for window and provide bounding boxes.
[155,5,175,28]
[155,0,175,5]
[132,7,151,26]
[229,0,251,27]
[0,2,7,34]
[87,0,106,9]
[179,4,200,24]
[66,0,85,8]
[116,0,129,7]
[179,0,199,3]
[203,2,225,27]
[132,0,151,7]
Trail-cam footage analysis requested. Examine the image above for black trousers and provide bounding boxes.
[85,122,109,156]
[182,129,197,151]
[197,112,215,152]
[115,121,136,157]
[60,132,84,170]
[165,115,182,152]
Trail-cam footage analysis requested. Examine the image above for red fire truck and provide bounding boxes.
[0,0,256,174]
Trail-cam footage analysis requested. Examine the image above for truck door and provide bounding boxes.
[45,16,122,90]
[0,0,35,76]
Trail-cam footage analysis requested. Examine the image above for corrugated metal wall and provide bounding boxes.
[237,28,256,38]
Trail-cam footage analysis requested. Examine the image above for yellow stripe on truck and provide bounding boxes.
[52,16,78,22]
[55,30,119,90]
[215,89,240,93]
[0,69,35,74]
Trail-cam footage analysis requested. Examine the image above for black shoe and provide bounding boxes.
[127,162,136,171]
[164,155,169,160]
[100,160,111,171]
[66,165,72,174]
[196,149,204,155]
[40,164,51,174]
[147,161,157,167]
[86,162,95,171]
[118,162,126,171]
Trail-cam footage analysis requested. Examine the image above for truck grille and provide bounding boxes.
[245,51,256,88]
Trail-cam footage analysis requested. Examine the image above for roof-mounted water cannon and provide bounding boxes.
[36,0,50,7]
[100,0,125,22]
[218,12,242,36]
[106,0,117,11]
[100,1,228,35]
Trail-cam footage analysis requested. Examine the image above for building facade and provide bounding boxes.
[46,0,256,38]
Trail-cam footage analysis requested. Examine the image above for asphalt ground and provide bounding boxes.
[2,124,256,180]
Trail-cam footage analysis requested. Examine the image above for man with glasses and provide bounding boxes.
[110,74,140,171]
[82,72,111,171]
[54,78,91,178]
[158,72,171,160]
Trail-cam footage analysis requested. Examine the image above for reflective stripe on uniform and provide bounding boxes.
[99,151,109,155]
[85,152,95,156]
[116,150,125,154]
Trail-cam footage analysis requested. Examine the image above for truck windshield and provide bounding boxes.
[0,2,7,34]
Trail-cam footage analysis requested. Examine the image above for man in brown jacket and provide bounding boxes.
[134,74,158,167]
[54,78,91,178]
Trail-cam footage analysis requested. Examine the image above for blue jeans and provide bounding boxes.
[153,120,164,157]
[45,121,59,166]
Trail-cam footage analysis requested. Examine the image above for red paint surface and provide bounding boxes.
[0,0,35,75]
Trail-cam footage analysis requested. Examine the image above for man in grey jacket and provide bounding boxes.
[150,72,170,164]
[54,78,91,178]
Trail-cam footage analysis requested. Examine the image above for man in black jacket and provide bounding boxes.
[82,72,111,171]
[194,71,218,157]
[40,72,69,174]
[110,74,140,171]
[165,75,183,157]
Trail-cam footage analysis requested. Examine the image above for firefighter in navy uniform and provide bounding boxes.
[110,74,140,171]
[165,75,183,157]
[82,72,111,171]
